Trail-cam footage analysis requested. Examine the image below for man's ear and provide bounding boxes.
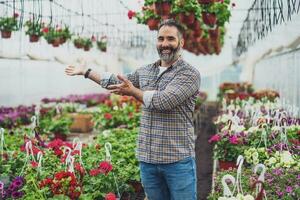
[180,38,184,48]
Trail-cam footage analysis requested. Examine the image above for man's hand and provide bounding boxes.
[107,75,135,96]
[65,65,87,76]
[65,59,87,76]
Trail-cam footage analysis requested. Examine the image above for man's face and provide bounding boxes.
[156,26,183,63]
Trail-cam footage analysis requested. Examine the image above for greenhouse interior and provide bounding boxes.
[0,0,299,199]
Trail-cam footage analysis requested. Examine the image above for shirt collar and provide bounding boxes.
[154,56,183,69]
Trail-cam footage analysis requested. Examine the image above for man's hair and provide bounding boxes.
[158,19,184,39]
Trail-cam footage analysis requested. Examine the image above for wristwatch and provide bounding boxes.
[84,68,92,78]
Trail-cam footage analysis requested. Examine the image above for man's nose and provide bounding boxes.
[161,39,170,47]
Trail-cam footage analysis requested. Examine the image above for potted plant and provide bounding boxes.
[82,38,93,51]
[96,36,107,52]
[73,37,84,49]
[40,114,72,141]
[43,26,63,47]
[24,19,44,42]
[172,0,201,25]
[59,25,72,44]
[202,0,231,26]
[134,7,161,30]
[0,13,19,39]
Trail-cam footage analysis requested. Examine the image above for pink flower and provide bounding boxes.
[105,192,116,200]
[208,134,221,143]
[229,135,239,144]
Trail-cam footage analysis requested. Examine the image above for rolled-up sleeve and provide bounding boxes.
[148,69,200,111]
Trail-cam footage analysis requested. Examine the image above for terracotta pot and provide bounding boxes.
[1,30,12,39]
[209,27,220,39]
[198,0,215,4]
[185,13,195,25]
[193,29,202,37]
[54,132,67,141]
[202,12,217,26]
[161,2,171,15]
[128,180,143,193]
[60,37,66,44]
[147,18,160,31]
[84,46,90,51]
[74,42,83,49]
[219,160,237,170]
[52,38,61,47]
[29,35,40,42]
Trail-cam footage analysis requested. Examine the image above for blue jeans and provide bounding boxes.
[139,157,196,200]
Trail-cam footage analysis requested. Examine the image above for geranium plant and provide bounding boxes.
[0,13,19,38]
[24,19,44,42]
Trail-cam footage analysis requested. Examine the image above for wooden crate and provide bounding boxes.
[69,113,94,133]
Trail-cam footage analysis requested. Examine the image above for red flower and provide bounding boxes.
[127,10,136,19]
[13,13,19,18]
[89,168,101,176]
[31,161,38,168]
[105,192,116,200]
[75,163,85,175]
[99,161,113,175]
[42,27,49,33]
[105,99,113,107]
[104,113,112,120]
[71,150,80,156]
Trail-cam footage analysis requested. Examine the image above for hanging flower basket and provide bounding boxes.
[147,18,160,30]
[202,12,217,26]
[1,30,12,39]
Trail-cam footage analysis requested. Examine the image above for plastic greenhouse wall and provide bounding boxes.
[253,48,300,117]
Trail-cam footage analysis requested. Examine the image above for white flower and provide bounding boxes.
[252,152,259,159]
[280,151,294,164]
[268,157,276,165]
[102,130,111,137]
[113,106,118,110]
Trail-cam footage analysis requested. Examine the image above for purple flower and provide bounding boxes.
[272,168,283,176]
[0,181,4,190]
[11,191,24,199]
[12,176,24,189]
[297,174,300,180]
[285,186,293,193]
[276,191,283,198]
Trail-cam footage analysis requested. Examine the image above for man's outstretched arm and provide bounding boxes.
[65,65,103,84]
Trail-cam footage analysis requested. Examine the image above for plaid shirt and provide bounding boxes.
[100,59,201,164]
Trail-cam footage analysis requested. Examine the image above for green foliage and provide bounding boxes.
[0,15,19,31]
[24,20,44,37]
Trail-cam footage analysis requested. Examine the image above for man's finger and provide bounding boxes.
[117,75,130,84]
[107,84,122,90]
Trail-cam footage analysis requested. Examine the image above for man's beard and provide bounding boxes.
[157,43,181,63]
